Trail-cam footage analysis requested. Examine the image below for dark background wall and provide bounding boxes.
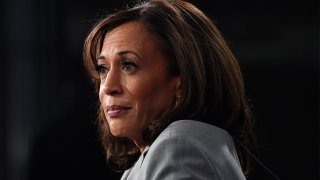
[1,0,318,180]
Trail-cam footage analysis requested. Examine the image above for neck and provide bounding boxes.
[132,136,146,153]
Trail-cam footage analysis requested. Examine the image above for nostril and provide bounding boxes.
[108,90,119,96]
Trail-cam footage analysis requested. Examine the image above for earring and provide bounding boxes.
[175,95,181,106]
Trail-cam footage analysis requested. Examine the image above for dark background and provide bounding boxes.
[0,0,318,180]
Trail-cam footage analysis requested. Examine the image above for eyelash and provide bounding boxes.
[95,65,109,75]
[95,61,138,75]
[122,61,137,72]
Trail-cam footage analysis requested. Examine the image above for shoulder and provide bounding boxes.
[154,120,236,155]
[138,120,245,180]
[161,120,233,145]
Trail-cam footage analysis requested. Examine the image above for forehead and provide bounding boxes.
[102,21,158,50]
[106,21,145,38]
[98,21,170,67]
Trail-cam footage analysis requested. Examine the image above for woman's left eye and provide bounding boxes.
[122,61,137,73]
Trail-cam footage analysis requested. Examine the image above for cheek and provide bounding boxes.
[129,79,162,102]
[98,84,104,103]
[131,78,174,114]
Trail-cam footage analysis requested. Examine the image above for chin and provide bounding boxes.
[110,128,122,137]
[109,126,127,138]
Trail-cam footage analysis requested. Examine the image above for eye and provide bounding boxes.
[95,64,109,75]
[122,61,137,73]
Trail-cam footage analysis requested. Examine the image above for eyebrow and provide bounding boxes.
[97,50,141,61]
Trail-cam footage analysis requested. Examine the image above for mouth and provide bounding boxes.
[106,105,131,118]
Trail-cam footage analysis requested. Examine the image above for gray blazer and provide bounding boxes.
[121,120,246,180]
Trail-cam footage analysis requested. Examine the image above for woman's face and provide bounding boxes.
[98,21,180,147]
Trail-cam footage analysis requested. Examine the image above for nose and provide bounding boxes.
[100,68,122,96]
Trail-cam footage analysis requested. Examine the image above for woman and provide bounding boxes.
[83,0,256,179]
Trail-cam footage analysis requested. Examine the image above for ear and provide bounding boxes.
[175,76,182,98]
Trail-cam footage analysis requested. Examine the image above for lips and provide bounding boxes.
[106,105,131,118]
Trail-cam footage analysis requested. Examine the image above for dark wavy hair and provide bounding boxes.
[83,0,256,176]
